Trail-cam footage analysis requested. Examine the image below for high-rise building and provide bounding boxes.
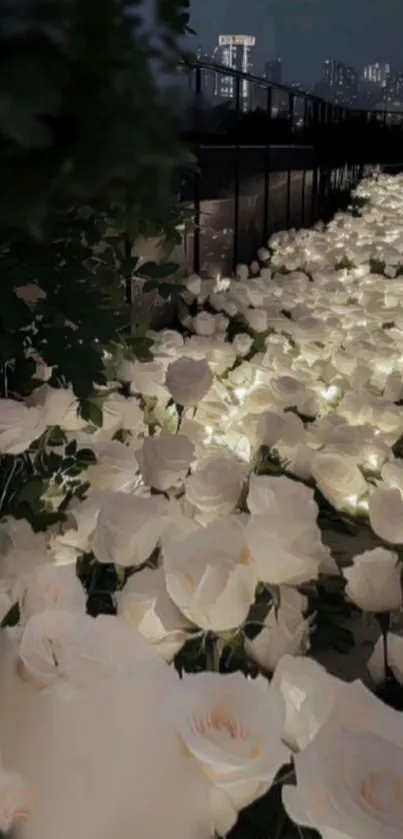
[362,63,391,86]
[213,35,256,110]
[321,59,358,105]
[264,59,282,86]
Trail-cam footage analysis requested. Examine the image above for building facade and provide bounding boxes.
[213,35,256,110]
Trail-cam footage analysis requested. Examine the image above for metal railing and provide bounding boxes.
[182,60,403,146]
[176,61,403,275]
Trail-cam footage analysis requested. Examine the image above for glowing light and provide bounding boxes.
[234,387,248,402]
[376,362,393,375]
[366,452,380,469]
[320,385,340,402]
[346,494,369,513]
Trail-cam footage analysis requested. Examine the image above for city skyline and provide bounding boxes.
[188,0,403,85]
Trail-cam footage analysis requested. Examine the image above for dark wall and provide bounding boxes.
[177,146,317,276]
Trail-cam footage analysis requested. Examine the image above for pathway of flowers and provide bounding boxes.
[2,173,403,839]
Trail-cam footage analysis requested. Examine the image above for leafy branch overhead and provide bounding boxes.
[0,0,193,236]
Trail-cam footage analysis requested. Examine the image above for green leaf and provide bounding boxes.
[76,448,97,464]
[1,602,20,628]
[18,478,44,505]
[65,439,77,456]
[138,261,179,280]
[47,427,67,446]
[79,400,103,428]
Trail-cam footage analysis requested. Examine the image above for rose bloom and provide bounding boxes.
[310,450,368,510]
[271,655,344,752]
[245,588,309,674]
[136,432,195,492]
[165,356,213,407]
[17,608,166,689]
[368,632,403,687]
[368,486,403,544]
[0,398,47,454]
[100,393,144,436]
[86,441,139,493]
[0,761,33,834]
[29,385,85,432]
[256,410,305,448]
[116,567,193,662]
[185,455,247,517]
[245,511,327,586]
[163,516,257,633]
[0,518,49,596]
[172,670,289,836]
[247,474,318,520]
[283,683,403,839]
[92,492,166,567]
[343,547,402,613]
[193,311,216,336]
[49,491,112,559]
[19,563,87,624]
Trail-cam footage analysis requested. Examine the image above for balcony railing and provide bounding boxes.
[181,60,403,164]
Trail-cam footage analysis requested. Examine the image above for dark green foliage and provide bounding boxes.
[0,0,193,238]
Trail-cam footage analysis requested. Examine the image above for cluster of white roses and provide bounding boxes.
[1,172,403,839]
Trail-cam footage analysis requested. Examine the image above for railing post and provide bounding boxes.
[300,95,309,227]
[262,85,272,243]
[193,65,202,274]
[232,75,241,273]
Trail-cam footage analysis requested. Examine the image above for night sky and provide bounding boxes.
[187,0,403,84]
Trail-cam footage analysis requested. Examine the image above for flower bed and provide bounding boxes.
[1,172,403,838]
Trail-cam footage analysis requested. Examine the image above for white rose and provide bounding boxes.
[368,632,403,686]
[368,486,403,544]
[271,655,343,751]
[257,247,270,262]
[381,460,403,493]
[193,311,216,336]
[233,333,254,357]
[163,517,257,632]
[136,432,195,491]
[185,274,202,295]
[257,410,305,447]
[235,263,249,280]
[50,491,112,557]
[245,588,309,674]
[185,455,247,516]
[165,357,213,407]
[18,608,162,688]
[117,359,168,401]
[343,548,402,612]
[283,692,403,839]
[92,492,165,567]
[311,451,368,510]
[215,314,229,333]
[240,386,277,415]
[267,376,306,410]
[0,763,33,834]
[86,440,139,493]
[246,513,326,585]
[172,671,289,836]
[116,567,192,661]
[244,308,268,332]
[0,518,48,589]
[30,385,85,432]
[19,564,87,623]
[102,393,143,435]
[0,398,47,454]
[247,474,318,520]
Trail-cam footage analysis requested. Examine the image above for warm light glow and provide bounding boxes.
[320,385,340,402]
[366,452,380,469]
[234,387,248,402]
